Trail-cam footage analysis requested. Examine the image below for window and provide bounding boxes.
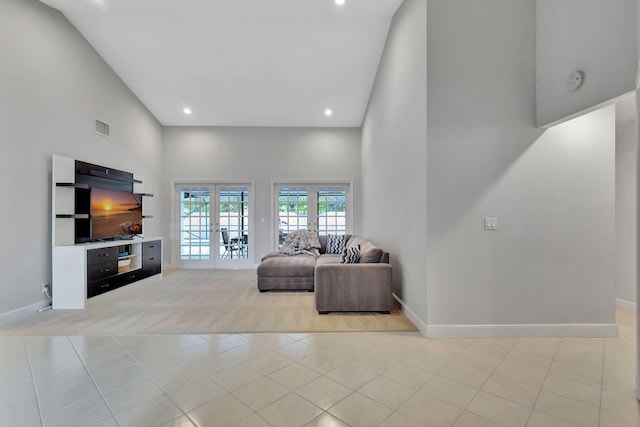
[275,184,351,249]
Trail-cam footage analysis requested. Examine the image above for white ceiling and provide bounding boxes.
[39,0,404,127]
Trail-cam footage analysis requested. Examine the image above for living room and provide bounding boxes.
[2,0,640,425]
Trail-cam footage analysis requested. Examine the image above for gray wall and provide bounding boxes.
[361,0,427,322]
[162,127,361,265]
[427,0,615,327]
[536,0,637,126]
[616,117,637,305]
[0,0,163,315]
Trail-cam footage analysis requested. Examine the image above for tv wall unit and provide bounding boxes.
[52,155,161,309]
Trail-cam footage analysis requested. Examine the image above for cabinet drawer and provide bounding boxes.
[143,264,161,278]
[87,277,119,298]
[143,257,161,275]
[87,261,117,281]
[143,253,161,266]
[87,247,119,265]
[142,240,161,254]
[117,269,142,287]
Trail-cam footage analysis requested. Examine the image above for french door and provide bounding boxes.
[177,184,251,268]
[275,184,351,250]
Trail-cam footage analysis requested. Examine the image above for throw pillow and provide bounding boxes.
[359,240,383,263]
[326,235,346,254]
[346,236,365,249]
[340,244,361,264]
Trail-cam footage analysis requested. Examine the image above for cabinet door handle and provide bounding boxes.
[149,257,155,261]
[99,253,110,257]
[99,268,110,273]
[100,284,110,288]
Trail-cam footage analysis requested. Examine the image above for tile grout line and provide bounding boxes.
[352,353,423,426]
[269,356,348,422]
[23,336,118,426]
[67,335,123,427]
[448,368,482,424]
[492,339,619,424]
[520,337,561,427]
[390,340,460,425]
[113,334,201,426]
[538,347,609,410]
[268,340,381,426]
[598,337,606,427]
[130,333,306,425]
[527,338,611,426]
[217,335,346,426]
[21,336,44,427]
[78,335,181,424]
[391,337,477,426]
[454,337,523,426]
[221,345,294,426]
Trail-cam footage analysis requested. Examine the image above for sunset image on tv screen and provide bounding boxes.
[91,188,142,238]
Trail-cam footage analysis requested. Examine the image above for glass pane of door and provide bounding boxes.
[317,187,347,235]
[275,184,350,250]
[179,188,211,260]
[218,187,249,260]
[277,187,308,248]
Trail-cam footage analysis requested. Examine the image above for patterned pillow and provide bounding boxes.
[346,236,365,249]
[340,244,360,264]
[326,235,346,254]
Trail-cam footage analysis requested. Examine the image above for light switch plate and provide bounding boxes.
[484,217,497,230]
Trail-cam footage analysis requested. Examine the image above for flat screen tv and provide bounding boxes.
[91,187,142,240]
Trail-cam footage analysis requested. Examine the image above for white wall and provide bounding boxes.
[427,0,615,332]
[0,0,163,316]
[162,127,361,265]
[361,0,427,325]
[536,0,637,127]
[616,115,637,307]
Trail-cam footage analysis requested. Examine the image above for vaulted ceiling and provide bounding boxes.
[39,0,404,127]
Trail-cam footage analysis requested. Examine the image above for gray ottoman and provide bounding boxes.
[257,255,316,291]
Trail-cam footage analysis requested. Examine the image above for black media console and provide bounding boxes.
[86,240,161,298]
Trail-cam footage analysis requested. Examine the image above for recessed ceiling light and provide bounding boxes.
[335,0,346,5]
[324,108,333,116]
[183,108,192,115]
[90,0,108,10]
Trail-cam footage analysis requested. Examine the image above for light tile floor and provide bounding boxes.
[0,311,637,427]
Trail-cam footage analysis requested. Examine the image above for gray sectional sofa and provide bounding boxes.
[257,235,393,314]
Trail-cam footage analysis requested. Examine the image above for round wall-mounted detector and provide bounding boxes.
[567,71,584,91]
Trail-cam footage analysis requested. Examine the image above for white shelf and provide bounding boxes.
[52,153,160,310]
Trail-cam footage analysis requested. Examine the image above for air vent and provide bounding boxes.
[94,119,110,138]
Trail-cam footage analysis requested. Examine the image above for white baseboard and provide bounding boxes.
[392,294,619,339]
[616,298,636,313]
[425,323,618,339]
[0,300,51,326]
[393,294,427,336]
